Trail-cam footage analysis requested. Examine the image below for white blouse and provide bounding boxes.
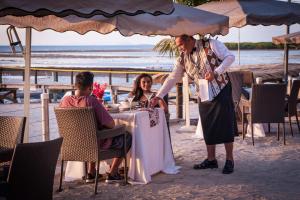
[156,39,235,99]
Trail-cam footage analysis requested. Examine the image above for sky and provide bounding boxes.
[0,0,300,46]
[1,24,299,46]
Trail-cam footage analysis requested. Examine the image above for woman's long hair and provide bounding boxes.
[131,73,153,101]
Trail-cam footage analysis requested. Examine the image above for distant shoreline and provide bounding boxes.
[224,42,299,50]
[0,42,298,52]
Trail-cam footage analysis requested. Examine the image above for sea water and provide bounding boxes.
[0,45,299,86]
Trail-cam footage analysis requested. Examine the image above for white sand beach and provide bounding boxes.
[1,102,300,200]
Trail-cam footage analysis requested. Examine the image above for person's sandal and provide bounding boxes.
[193,159,218,170]
[222,160,234,174]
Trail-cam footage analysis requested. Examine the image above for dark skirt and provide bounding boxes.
[198,83,237,145]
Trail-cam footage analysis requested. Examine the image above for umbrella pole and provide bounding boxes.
[176,74,196,133]
[238,29,240,65]
[24,27,31,143]
[284,0,291,83]
[284,25,290,84]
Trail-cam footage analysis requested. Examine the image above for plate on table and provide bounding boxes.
[119,106,130,112]
[106,104,120,113]
[108,107,120,113]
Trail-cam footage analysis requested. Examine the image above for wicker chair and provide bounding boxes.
[241,84,287,145]
[228,71,243,119]
[0,138,63,200]
[54,107,128,195]
[228,71,243,108]
[240,70,254,88]
[0,116,26,164]
[286,80,300,135]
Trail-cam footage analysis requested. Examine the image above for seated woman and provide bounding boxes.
[130,73,168,114]
[130,73,173,153]
[59,71,131,183]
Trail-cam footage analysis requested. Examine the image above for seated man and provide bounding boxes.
[59,71,131,183]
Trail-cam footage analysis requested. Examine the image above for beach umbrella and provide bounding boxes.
[0,4,229,37]
[272,31,300,81]
[197,0,300,82]
[0,0,175,142]
[198,0,300,28]
[272,31,300,45]
[0,3,229,139]
[0,0,175,17]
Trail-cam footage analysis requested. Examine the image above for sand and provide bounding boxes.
[1,102,300,200]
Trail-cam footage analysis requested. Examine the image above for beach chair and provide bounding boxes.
[286,80,300,135]
[0,116,26,165]
[0,138,62,200]
[241,84,286,145]
[54,107,128,195]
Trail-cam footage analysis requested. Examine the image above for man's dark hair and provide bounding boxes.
[75,71,94,90]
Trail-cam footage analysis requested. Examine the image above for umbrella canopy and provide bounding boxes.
[197,0,300,82]
[0,2,230,142]
[0,0,174,17]
[197,0,300,28]
[0,4,229,37]
[272,31,300,45]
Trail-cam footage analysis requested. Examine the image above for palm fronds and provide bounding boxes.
[153,38,180,58]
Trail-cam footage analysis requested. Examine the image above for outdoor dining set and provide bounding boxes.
[1,70,300,199]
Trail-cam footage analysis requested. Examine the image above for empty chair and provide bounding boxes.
[286,80,300,135]
[240,70,254,88]
[54,107,128,195]
[228,71,243,117]
[0,116,26,164]
[0,138,63,200]
[240,84,287,145]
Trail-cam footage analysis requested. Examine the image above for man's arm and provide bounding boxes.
[209,39,235,76]
[89,97,115,129]
[151,60,184,107]
[103,120,115,129]
[156,61,185,99]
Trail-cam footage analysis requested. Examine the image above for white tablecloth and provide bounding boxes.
[65,108,180,184]
[193,115,204,139]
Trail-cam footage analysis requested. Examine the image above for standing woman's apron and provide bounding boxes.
[183,39,237,145]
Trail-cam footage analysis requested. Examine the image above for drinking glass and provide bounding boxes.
[144,92,153,108]
[127,94,135,112]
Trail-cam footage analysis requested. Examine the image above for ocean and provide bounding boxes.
[1,45,300,69]
[0,45,300,86]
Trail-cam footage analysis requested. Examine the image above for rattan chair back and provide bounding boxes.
[0,116,26,163]
[54,107,98,162]
[288,80,300,115]
[6,138,62,200]
[250,84,286,123]
[0,116,26,149]
[228,71,243,108]
[240,70,254,87]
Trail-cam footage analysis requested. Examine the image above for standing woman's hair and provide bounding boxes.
[131,73,153,101]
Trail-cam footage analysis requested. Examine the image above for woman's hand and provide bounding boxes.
[205,71,215,82]
[150,96,160,108]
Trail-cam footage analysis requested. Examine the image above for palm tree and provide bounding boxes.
[153,0,217,58]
